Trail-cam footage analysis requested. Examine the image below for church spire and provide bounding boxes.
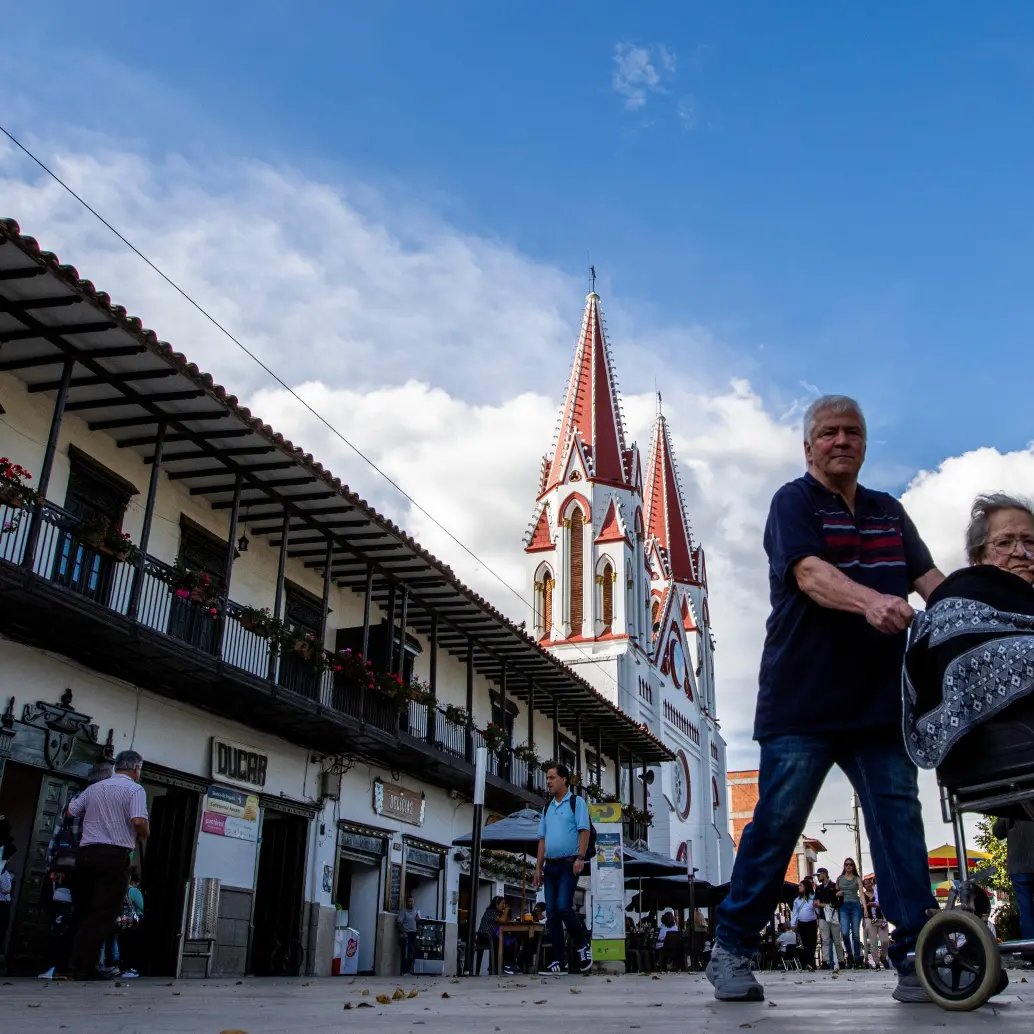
[644,411,698,584]
[542,291,630,494]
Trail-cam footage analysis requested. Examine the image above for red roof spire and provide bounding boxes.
[644,405,698,584]
[542,292,630,494]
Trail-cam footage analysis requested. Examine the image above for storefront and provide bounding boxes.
[334,822,389,975]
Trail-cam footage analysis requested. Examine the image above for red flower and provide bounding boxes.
[175,588,190,599]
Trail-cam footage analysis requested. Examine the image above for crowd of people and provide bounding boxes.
[782,863,891,972]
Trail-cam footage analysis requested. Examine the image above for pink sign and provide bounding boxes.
[202,812,226,836]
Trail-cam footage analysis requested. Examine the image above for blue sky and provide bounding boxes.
[7,2,1034,482]
[5,3,1034,858]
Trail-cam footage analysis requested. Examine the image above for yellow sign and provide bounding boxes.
[589,802,622,824]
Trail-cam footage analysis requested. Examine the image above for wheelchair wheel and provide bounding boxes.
[915,909,1001,1011]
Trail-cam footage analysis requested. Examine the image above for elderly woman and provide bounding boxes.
[903,493,1034,774]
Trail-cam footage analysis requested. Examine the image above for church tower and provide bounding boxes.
[524,287,732,883]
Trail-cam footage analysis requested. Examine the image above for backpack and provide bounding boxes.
[569,795,598,860]
[50,810,80,875]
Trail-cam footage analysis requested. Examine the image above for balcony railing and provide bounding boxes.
[1,500,546,801]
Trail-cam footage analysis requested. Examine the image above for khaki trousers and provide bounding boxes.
[864,918,889,962]
[818,917,845,966]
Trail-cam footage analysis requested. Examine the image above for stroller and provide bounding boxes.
[903,565,1034,1011]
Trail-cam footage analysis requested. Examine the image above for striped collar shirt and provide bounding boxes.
[67,773,148,850]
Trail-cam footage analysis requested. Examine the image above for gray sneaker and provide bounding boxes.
[705,944,764,1002]
[891,970,930,1004]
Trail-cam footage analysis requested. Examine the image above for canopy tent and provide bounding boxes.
[927,844,990,870]
[453,808,542,853]
[621,845,687,879]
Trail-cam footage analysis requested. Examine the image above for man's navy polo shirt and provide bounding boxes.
[755,472,934,740]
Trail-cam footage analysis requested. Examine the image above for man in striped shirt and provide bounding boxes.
[66,750,149,981]
[709,395,947,1005]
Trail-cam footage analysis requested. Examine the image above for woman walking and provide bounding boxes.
[789,878,819,971]
[837,858,864,967]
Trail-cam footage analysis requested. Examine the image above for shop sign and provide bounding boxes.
[202,785,260,842]
[373,780,426,826]
[339,829,387,857]
[211,737,269,791]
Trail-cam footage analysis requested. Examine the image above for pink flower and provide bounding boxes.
[175,589,190,598]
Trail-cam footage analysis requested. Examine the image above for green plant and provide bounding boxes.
[330,648,375,687]
[371,670,413,709]
[73,514,142,564]
[279,626,327,668]
[974,815,1021,941]
[513,742,539,765]
[623,803,653,827]
[482,722,510,753]
[170,563,221,616]
[407,679,434,707]
[237,605,282,639]
[443,703,469,726]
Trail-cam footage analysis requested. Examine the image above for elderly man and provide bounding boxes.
[65,750,148,981]
[707,395,944,1004]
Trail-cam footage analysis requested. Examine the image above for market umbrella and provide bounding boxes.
[927,844,989,871]
[625,875,716,912]
[453,807,543,918]
[622,845,687,879]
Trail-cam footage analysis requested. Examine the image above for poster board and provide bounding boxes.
[589,802,625,961]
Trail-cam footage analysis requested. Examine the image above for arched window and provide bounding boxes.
[625,561,636,638]
[601,561,614,633]
[542,571,554,640]
[712,776,721,812]
[568,505,584,635]
[651,598,661,639]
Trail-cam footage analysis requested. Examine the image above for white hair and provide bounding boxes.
[965,493,1034,564]
[803,394,867,443]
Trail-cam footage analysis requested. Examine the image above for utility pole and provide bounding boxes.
[851,792,864,871]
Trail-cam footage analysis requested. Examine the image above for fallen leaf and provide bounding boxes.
[26,1004,41,1009]
[651,974,660,980]
[343,1003,353,1010]
[534,999,547,1004]
[441,992,451,999]
[361,988,370,996]
[392,987,406,1000]
[569,986,581,994]
[407,990,420,998]
[357,1001,374,1009]
[376,994,393,1004]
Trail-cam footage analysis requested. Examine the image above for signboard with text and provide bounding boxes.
[201,785,260,842]
[373,780,426,826]
[211,737,269,792]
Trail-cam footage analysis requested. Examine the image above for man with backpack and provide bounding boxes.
[533,763,592,974]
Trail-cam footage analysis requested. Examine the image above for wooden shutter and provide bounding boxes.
[568,507,584,635]
[602,563,614,632]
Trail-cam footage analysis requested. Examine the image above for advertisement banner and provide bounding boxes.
[202,785,260,842]
[589,803,625,962]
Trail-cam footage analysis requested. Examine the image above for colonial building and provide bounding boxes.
[524,290,732,884]
[0,220,670,978]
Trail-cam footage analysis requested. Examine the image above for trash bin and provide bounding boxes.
[333,926,360,975]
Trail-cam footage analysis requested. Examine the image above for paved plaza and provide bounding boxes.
[3,969,1034,1034]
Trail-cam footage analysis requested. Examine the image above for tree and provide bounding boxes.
[974,815,1020,941]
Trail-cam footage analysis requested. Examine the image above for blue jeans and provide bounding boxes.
[839,900,863,960]
[1012,872,1034,941]
[542,857,588,967]
[715,731,937,970]
[401,931,417,974]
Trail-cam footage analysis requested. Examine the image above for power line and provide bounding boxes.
[0,123,631,693]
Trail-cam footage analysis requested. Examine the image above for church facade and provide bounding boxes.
[524,290,733,884]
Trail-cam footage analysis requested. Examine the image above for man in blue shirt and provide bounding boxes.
[534,763,591,974]
[707,395,946,1005]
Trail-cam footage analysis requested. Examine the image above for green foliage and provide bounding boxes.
[974,815,1021,941]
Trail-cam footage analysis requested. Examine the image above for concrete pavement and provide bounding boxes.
[2,968,1033,1034]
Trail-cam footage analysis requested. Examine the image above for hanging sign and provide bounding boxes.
[202,785,260,842]
[373,780,426,826]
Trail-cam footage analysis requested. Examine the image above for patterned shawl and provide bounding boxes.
[903,565,1034,769]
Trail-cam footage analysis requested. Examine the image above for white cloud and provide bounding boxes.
[612,43,676,110]
[677,95,698,130]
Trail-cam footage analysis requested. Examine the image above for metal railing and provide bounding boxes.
[1,500,545,799]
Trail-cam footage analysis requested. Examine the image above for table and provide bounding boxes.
[497,921,545,974]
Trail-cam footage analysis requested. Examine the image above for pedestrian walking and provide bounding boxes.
[396,894,422,975]
[861,877,890,969]
[64,750,149,981]
[533,763,592,975]
[992,815,1034,964]
[706,395,947,1005]
[837,858,864,966]
[814,867,845,971]
[789,878,818,971]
